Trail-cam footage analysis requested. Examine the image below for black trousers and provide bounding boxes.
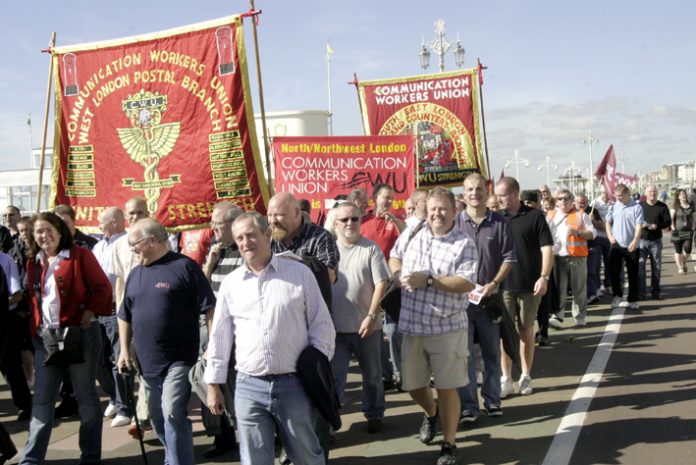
[0,312,33,412]
[609,245,639,303]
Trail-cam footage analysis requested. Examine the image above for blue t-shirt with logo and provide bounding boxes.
[119,251,215,377]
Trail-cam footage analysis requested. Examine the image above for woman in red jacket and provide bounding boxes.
[19,212,112,465]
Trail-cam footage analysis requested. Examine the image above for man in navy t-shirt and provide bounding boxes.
[118,218,215,465]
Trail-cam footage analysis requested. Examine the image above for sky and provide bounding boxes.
[1,0,695,190]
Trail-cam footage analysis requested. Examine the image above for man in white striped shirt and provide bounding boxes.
[205,212,335,465]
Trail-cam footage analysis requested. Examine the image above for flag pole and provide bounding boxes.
[37,32,56,214]
[246,1,274,196]
[348,73,365,134]
[476,59,492,180]
[326,40,334,136]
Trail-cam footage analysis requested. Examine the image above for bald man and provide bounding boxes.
[267,192,339,463]
[93,207,131,427]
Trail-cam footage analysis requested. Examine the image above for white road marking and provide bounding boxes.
[541,305,626,465]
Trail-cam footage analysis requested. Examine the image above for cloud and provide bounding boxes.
[652,104,696,124]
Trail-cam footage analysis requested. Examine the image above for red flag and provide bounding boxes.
[595,145,617,199]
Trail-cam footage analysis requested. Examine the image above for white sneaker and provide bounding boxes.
[519,374,533,395]
[611,297,622,308]
[574,319,587,327]
[548,315,564,329]
[500,376,514,399]
[618,300,630,308]
[111,414,131,427]
[103,403,117,418]
[629,302,639,310]
[596,288,605,297]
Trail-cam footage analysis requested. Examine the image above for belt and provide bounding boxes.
[253,373,294,381]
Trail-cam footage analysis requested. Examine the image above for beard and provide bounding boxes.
[270,227,287,242]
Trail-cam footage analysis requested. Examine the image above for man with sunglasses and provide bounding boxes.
[330,202,390,434]
[547,189,596,328]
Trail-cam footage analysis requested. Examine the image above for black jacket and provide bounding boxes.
[296,345,341,430]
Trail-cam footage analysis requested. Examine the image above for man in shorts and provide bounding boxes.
[496,177,554,396]
[389,187,477,465]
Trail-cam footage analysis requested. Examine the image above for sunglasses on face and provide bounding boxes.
[337,217,360,224]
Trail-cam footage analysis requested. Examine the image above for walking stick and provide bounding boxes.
[119,368,148,465]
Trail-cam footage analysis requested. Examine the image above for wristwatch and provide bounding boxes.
[426,275,434,287]
[540,275,550,281]
[367,313,380,321]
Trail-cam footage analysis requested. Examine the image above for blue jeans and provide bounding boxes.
[19,321,103,465]
[457,303,501,413]
[382,316,402,383]
[142,364,194,465]
[330,331,385,419]
[235,372,324,465]
[639,239,663,297]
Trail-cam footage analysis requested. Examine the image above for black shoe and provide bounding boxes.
[437,442,458,465]
[485,405,503,417]
[418,408,439,444]
[202,433,235,458]
[651,293,661,300]
[54,399,78,418]
[383,379,396,391]
[16,409,31,421]
[587,296,599,305]
[367,418,383,433]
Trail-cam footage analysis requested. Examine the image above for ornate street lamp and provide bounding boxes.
[418,19,465,72]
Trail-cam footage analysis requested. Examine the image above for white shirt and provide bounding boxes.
[93,231,125,314]
[549,209,596,256]
[37,249,71,329]
[109,233,141,310]
[204,254,336,384]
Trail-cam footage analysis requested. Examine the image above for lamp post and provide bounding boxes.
[538,156,558,186]
[418,19,466,72]
[584,130,599,200]
[564,161,578,194]
[505,150,530,184]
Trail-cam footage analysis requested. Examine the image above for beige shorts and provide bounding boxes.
[401,329,468,391]
[503,290,541,328]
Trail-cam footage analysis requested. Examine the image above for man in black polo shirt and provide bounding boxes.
[638,185,671,299]
[495,177,554,397]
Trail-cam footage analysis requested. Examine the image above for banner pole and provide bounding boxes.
[348,73,366,135]
[247,0,274,197]
[36,32,56,214]
[477,58,492,182]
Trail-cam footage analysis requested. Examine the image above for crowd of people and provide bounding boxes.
[0,177,691,465]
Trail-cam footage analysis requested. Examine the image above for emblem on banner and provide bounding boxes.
[117,89,182,215]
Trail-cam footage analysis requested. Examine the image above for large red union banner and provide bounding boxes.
[273,135,415,223]
[358,68,486,188]
[50,15,269,231]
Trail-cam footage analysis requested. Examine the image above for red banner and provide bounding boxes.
[50,15,269,232]
[357,68,486,187]
[273,136,415,223]
[594,144,617,199]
